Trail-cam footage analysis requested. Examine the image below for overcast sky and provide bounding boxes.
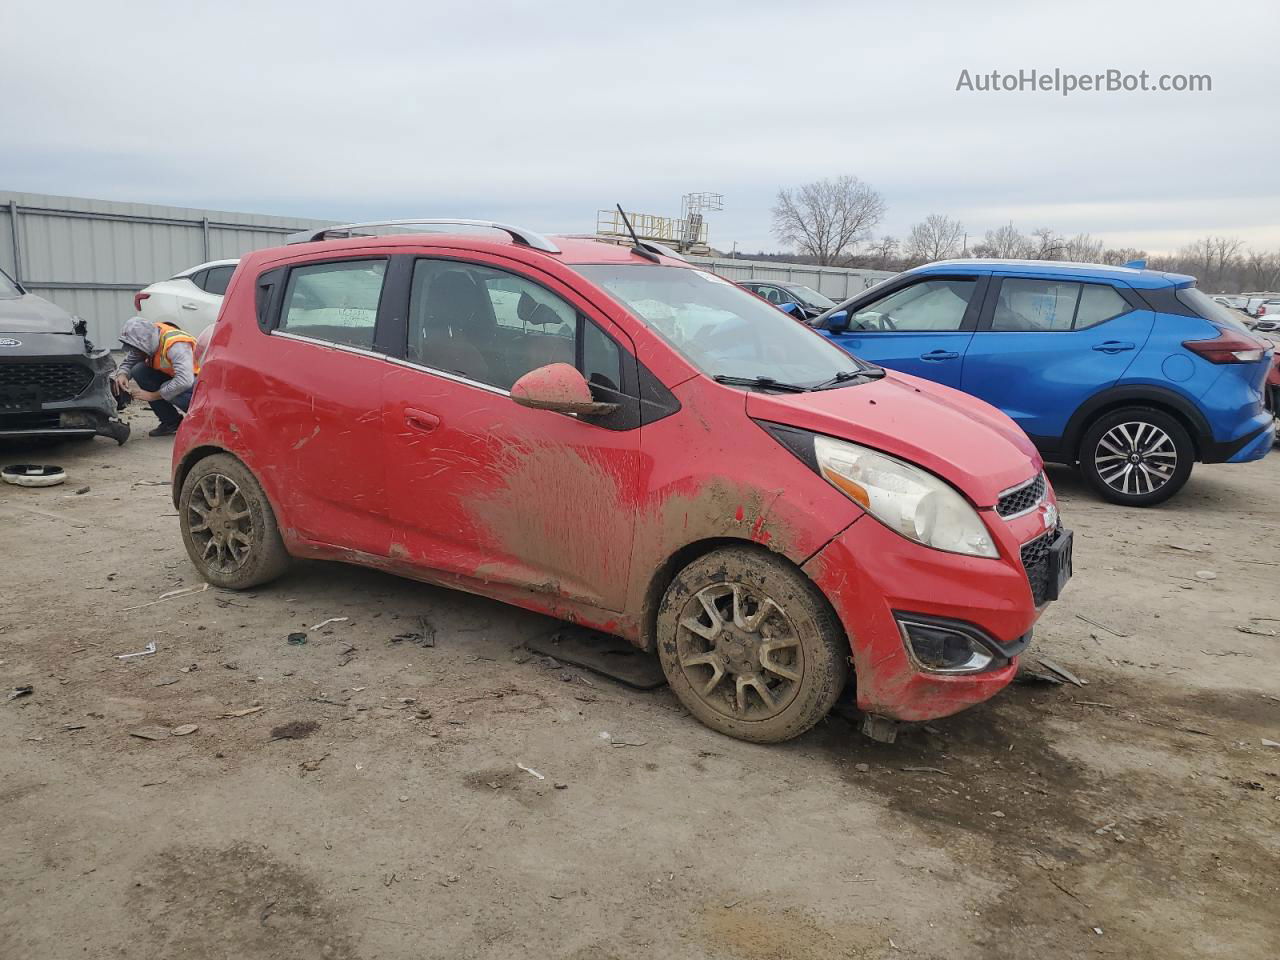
[3,0,1277,256]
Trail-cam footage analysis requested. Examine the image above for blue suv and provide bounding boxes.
[812,260,1275,505]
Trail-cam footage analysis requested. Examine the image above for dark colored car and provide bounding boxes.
[739,281,837,320]
[0,267,129,444]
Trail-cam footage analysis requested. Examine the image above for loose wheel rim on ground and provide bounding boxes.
[1093,421,1178,497]
[674,581,805,721]
[186,473,255,573]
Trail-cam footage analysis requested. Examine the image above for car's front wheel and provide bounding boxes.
[178,453,290,589]
[1078,407,1194,506]
[656,547,849,743]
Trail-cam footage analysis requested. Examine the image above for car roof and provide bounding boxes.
[264,233,690,268]
[910,258,1195,289]
[173,258,240,277]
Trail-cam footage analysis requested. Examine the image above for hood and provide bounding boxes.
[119,315,160,354]
[0,293,77,334]
[746,370,1041,507]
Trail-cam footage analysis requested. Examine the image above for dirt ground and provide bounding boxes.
[1,405,1277,960]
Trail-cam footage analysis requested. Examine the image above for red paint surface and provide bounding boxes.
[175,232,1057,726]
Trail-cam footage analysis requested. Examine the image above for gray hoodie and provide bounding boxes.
[116,316,196,403]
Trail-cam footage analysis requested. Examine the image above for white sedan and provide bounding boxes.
[134,259,238,335]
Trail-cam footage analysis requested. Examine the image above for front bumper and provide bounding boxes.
[0,349,126,441]
[803,506,1063,724]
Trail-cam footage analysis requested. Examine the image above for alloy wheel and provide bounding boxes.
[1093,421,1178,497]
[186,473,255,573]
[675,582,804,720]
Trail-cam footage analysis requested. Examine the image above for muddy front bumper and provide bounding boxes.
[0,345,128,442]
[803,510,1068,724]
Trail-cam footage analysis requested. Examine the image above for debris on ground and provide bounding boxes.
[153,677,180,687]
[114,641,157,660]
[1039,658,1088,687]
[1236,624,1278,637]
[270,720,319,740]
[554,782,568,790]
[1262,739,1280,748]
[220,706,263,718]
[854,763,870,773]
[901,766,949,775]
[391,616,437,647]
[310,617,349,631]
[287,632,308,645]
[171,724,198,736]
[122,583,208,612]
[1074,614,1131,637]
[1195,570,1217,581]
[7,685,33,701]
[1016,670,1064,686]
[298,754,329,773]
[517,763,545,780]
[129,726,170,741]
[73,485,91,495]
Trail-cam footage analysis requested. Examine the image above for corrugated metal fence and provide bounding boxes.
[0,191,895,344]
[691,256,894,300]
[0,191,332,344]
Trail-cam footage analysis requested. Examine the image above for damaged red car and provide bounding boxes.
[172,220,1072,743]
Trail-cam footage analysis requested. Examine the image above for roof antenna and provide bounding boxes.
[616,204,661,263]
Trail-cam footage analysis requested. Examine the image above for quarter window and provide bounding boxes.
[1074,283,1131,329]
[852,278,977,332]
[203,265,235,296]
[279,259,388,349]
[408,259,620,393]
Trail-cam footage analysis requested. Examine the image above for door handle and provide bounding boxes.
[180,302,199,310]
[404,408,440,432]
[920,350,960,361]
[1092,341,1135,353]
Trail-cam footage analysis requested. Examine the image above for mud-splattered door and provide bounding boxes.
[382,366,641,612]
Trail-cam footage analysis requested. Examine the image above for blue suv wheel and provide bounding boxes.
[1077,406,1194,506]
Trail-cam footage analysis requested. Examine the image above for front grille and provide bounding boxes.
[0,361,94,405]
[997,473,1046,518]
[1020,527,1056,606]
[0,411,63,431]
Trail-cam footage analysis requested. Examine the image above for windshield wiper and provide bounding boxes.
[713,374,810,393]
[812,367,886,390]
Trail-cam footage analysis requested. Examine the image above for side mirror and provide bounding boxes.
[825,310,850,333]
[511,363,619,417]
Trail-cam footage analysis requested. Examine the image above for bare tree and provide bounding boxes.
[772,176,886,265]
[1180,235,1244,289]
[904,214,965,264]
[972,223,1030,259]
[1245,249,1280,291]
[1061,233,1105,263]
[1101,247,1148,266]
[1029,227,1066,260]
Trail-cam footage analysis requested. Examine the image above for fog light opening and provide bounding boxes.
[899,620,995,674]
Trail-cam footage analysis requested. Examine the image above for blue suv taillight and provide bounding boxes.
[1182,327,1268,364]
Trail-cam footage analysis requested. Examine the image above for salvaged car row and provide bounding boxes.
[3,219,1273,745]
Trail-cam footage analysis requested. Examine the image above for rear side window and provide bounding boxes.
[993,279,1080,331]
[993,278,1131,331]
[203,265,235,296]
[1178,287,1254,333]
[279,259,388,349]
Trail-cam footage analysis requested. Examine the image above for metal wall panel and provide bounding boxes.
[0,191,332,344]
[689,255,895,300]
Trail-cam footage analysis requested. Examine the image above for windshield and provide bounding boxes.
[1177,286,1253,334]
[0,269,21,299]
[577,264,864,386]
[786,284,837,309]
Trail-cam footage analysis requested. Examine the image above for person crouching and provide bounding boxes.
[113,316,201,437]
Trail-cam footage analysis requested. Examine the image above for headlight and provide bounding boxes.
[813,435,998,558]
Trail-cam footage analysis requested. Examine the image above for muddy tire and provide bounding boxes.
[656,547,848,744]
[179,453,290,589]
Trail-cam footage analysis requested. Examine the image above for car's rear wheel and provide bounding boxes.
[179,453,290,589]
[656,547,848,743]
[1078,407,1194,506]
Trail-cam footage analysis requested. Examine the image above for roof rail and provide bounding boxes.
[287,219,562,254]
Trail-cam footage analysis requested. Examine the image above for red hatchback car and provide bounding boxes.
[172,220,1071,743]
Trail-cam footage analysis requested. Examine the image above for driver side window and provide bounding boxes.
[851,278,977,332]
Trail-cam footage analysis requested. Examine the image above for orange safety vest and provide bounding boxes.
[149,322,201,377]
